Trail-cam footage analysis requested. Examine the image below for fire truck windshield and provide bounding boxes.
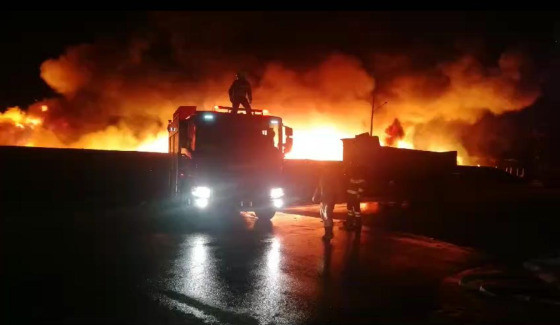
[195,115,279,157]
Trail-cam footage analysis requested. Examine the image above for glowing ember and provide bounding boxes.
[41,105,48,112]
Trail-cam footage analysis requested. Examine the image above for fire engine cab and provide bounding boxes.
[168,106,293,219]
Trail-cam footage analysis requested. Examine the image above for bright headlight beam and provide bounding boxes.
[192,186,211,199]
[270,188,284,199]
[203,114,214,121]
[273,199,283,208]
[194,198,209,208]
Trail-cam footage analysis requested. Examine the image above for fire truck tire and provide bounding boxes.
[255,209,276,220]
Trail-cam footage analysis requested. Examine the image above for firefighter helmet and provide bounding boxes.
[235,71,246,80]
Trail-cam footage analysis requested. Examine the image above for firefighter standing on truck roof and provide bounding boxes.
[344,164,366,231]
[312,165,338,242]
[229,71,252,114]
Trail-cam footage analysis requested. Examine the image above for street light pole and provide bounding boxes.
[370,101,387,136]
[370,102,374,136]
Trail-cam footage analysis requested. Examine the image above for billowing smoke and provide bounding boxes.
[370,50,540,163]
[0,15,541,164]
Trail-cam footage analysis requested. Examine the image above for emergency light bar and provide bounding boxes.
[214,106,266,115]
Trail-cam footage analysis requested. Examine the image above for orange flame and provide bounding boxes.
[0,48,539,166]
[0,107,43,130]
[285,127,350,161]
[135,131,168,153]
[0,104,468,166]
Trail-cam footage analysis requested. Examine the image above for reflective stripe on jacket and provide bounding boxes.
[347,178,365,195]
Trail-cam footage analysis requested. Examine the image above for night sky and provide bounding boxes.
[1,11,145,107]
[2,11,558,107]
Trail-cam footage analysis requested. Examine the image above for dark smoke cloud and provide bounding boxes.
[0,12,545,162]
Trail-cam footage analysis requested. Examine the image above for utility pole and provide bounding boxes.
[370,100,388,136]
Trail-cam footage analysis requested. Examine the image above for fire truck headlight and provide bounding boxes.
[194,198,209,209]
[270,188,284,199]
[192,186,211,199]
[273,199,284,209]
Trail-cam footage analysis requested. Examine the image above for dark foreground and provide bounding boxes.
[3,201,560,325]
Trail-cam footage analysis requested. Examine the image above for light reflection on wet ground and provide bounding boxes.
[144,211,480,324]
[6,201,560,324]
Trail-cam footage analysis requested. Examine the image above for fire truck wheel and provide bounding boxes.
[255,209,276,220]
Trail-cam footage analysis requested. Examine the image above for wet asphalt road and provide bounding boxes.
[4,204,560,324]
[144,211,483,324]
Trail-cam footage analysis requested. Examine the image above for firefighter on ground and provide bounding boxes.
[312,165,339,242]
[229,71,252,114]
[344,163,366,231]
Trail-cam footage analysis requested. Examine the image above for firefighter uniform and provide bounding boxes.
[313,170,338,241]
[345,172,365,230]
[229,73,253,114]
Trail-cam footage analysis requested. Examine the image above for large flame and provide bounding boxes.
[285,127,351,161]
[0,107,43,130]
[0,40,540,166]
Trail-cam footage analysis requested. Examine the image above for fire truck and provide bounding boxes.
[168,106,293,219]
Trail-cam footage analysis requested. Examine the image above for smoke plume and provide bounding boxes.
[0,14,541,164]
